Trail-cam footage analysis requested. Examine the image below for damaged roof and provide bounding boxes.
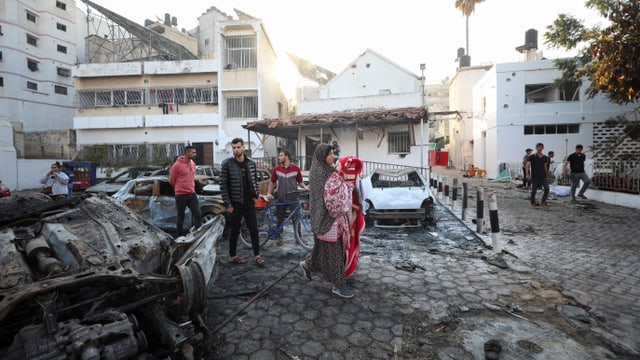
[243,107,431,139]
[81,0,198,61]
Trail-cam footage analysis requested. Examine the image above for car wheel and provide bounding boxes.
[421,199,436,226]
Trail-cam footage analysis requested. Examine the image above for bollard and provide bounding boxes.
[438,178,443,200]
[476,187,484,233]
[452,178,458,211]
[444,179,450,205]
[488,192,502,253]
[462,182,468,220]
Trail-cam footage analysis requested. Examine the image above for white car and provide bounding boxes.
[363,168,436,228]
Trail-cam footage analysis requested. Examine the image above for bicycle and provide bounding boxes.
[240,194,313,249]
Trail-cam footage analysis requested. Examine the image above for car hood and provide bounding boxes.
[368,187,432,209]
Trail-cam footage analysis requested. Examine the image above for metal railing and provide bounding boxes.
[251,157,426,178]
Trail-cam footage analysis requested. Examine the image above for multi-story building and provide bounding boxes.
[0,0,86,158]
[472,58,639,178]
[72,4,287,166]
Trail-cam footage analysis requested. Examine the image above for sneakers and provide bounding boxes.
[299,261,312,280]
[578,194,588,199]
[332,286,354,298]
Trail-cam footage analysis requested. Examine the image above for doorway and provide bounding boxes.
[305,134,331,169]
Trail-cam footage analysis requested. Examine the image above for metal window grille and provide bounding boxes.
[76,86,218,109]
[56,1,66,10]
[26,11,36,22]
[27,35,37,46]
[27,59,38,71]
[57,67,71,77]
[388,131,410,154]
[54,85,67,95]
[226,96,258,118]
[27,81,38,91]
[224,36,257,69]
[57,23,67,32]
[57,45,67,54]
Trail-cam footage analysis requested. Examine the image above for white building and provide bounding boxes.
[72,5,287,166]
[246,49,432,170]
[472,59,638,178]
[0,0,86,158]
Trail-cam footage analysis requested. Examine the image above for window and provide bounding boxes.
[226,96,258,118]
[27,34,38,46]
[27,81,38,91]
[524,124,580,135]
[388,131,411,154]
[204,39,210,46]
[54,85,67,95]
[26,11,37,23]
[525,82,580,103]
[57,45,67,54]
[0,51,3,61]
[56,1,67,10]
[76,87,218,108]
[0,77,3,87]
[27,59,39,71]
[57,67,71,77]
[224,35,257,69]
[57,23,67,32]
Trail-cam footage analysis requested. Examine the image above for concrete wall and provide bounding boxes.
[297,93,423,115]
[16,159,62,191]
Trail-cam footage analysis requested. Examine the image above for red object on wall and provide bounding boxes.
[429,151,449,167]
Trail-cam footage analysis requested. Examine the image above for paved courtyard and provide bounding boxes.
[202,168,639,359]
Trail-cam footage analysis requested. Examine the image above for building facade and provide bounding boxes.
[0,0,86,158]
[472,59,638,178]
[72,6,287,166]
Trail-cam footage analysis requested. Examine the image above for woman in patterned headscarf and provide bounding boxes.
[299,144,360,298]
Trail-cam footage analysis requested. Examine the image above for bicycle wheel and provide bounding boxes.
[293,211,314,249]
[239,209,270,248]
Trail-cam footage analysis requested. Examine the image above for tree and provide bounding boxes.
[454,0,486,56]
[545,0,640,159]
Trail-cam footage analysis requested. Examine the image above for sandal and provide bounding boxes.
[254,255,266,267]
[229,256,247,264]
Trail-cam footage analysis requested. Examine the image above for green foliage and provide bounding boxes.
[545,0,640,104]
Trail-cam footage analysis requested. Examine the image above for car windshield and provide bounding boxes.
[371,171,424,188]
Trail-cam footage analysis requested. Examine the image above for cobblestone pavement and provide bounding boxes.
[202,174,638,360]
[430,167,640,356]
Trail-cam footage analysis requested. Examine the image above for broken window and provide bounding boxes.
[388,131,411,154]
[525,82,580,103]
[224,36,257,69]
[226,96,258,118]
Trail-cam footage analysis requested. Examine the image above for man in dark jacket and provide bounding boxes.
[526,142,550,208]
[220,138,265,266]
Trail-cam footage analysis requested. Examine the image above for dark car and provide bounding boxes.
[85,166,161,195]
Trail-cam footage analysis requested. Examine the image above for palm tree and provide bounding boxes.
[454,0,486,56]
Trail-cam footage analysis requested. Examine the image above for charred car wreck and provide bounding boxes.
[0,192,223,359]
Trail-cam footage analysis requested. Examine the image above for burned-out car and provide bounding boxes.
[0,192,224,359]
[363,168,436,228]
[112,176,226,232]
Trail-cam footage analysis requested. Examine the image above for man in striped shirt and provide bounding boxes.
[266,149,308,245]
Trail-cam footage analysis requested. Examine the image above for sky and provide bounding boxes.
[85,0,603,96]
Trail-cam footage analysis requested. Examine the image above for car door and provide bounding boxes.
[122,180,153,219]
[149,179,184,230]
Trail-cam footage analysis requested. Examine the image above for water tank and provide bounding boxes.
[144,19,153,27]
[525,29,538,49]
[459,55,471,68]
[457,47,465,58]
[171,16,177,26]
[164,13,171,26]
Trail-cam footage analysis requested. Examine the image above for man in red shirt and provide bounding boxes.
[169,146,201,235]
[266,149,308,245]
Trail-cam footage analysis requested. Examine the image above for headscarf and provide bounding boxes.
[309,143,335,234]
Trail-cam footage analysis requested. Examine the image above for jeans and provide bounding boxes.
[229,202,261,257]
[522,167,530,188]
[175,193,201,235]
[276,201,298,237]
[67,183,73,199]
[530,177,549,204]
[570,172,591,198]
